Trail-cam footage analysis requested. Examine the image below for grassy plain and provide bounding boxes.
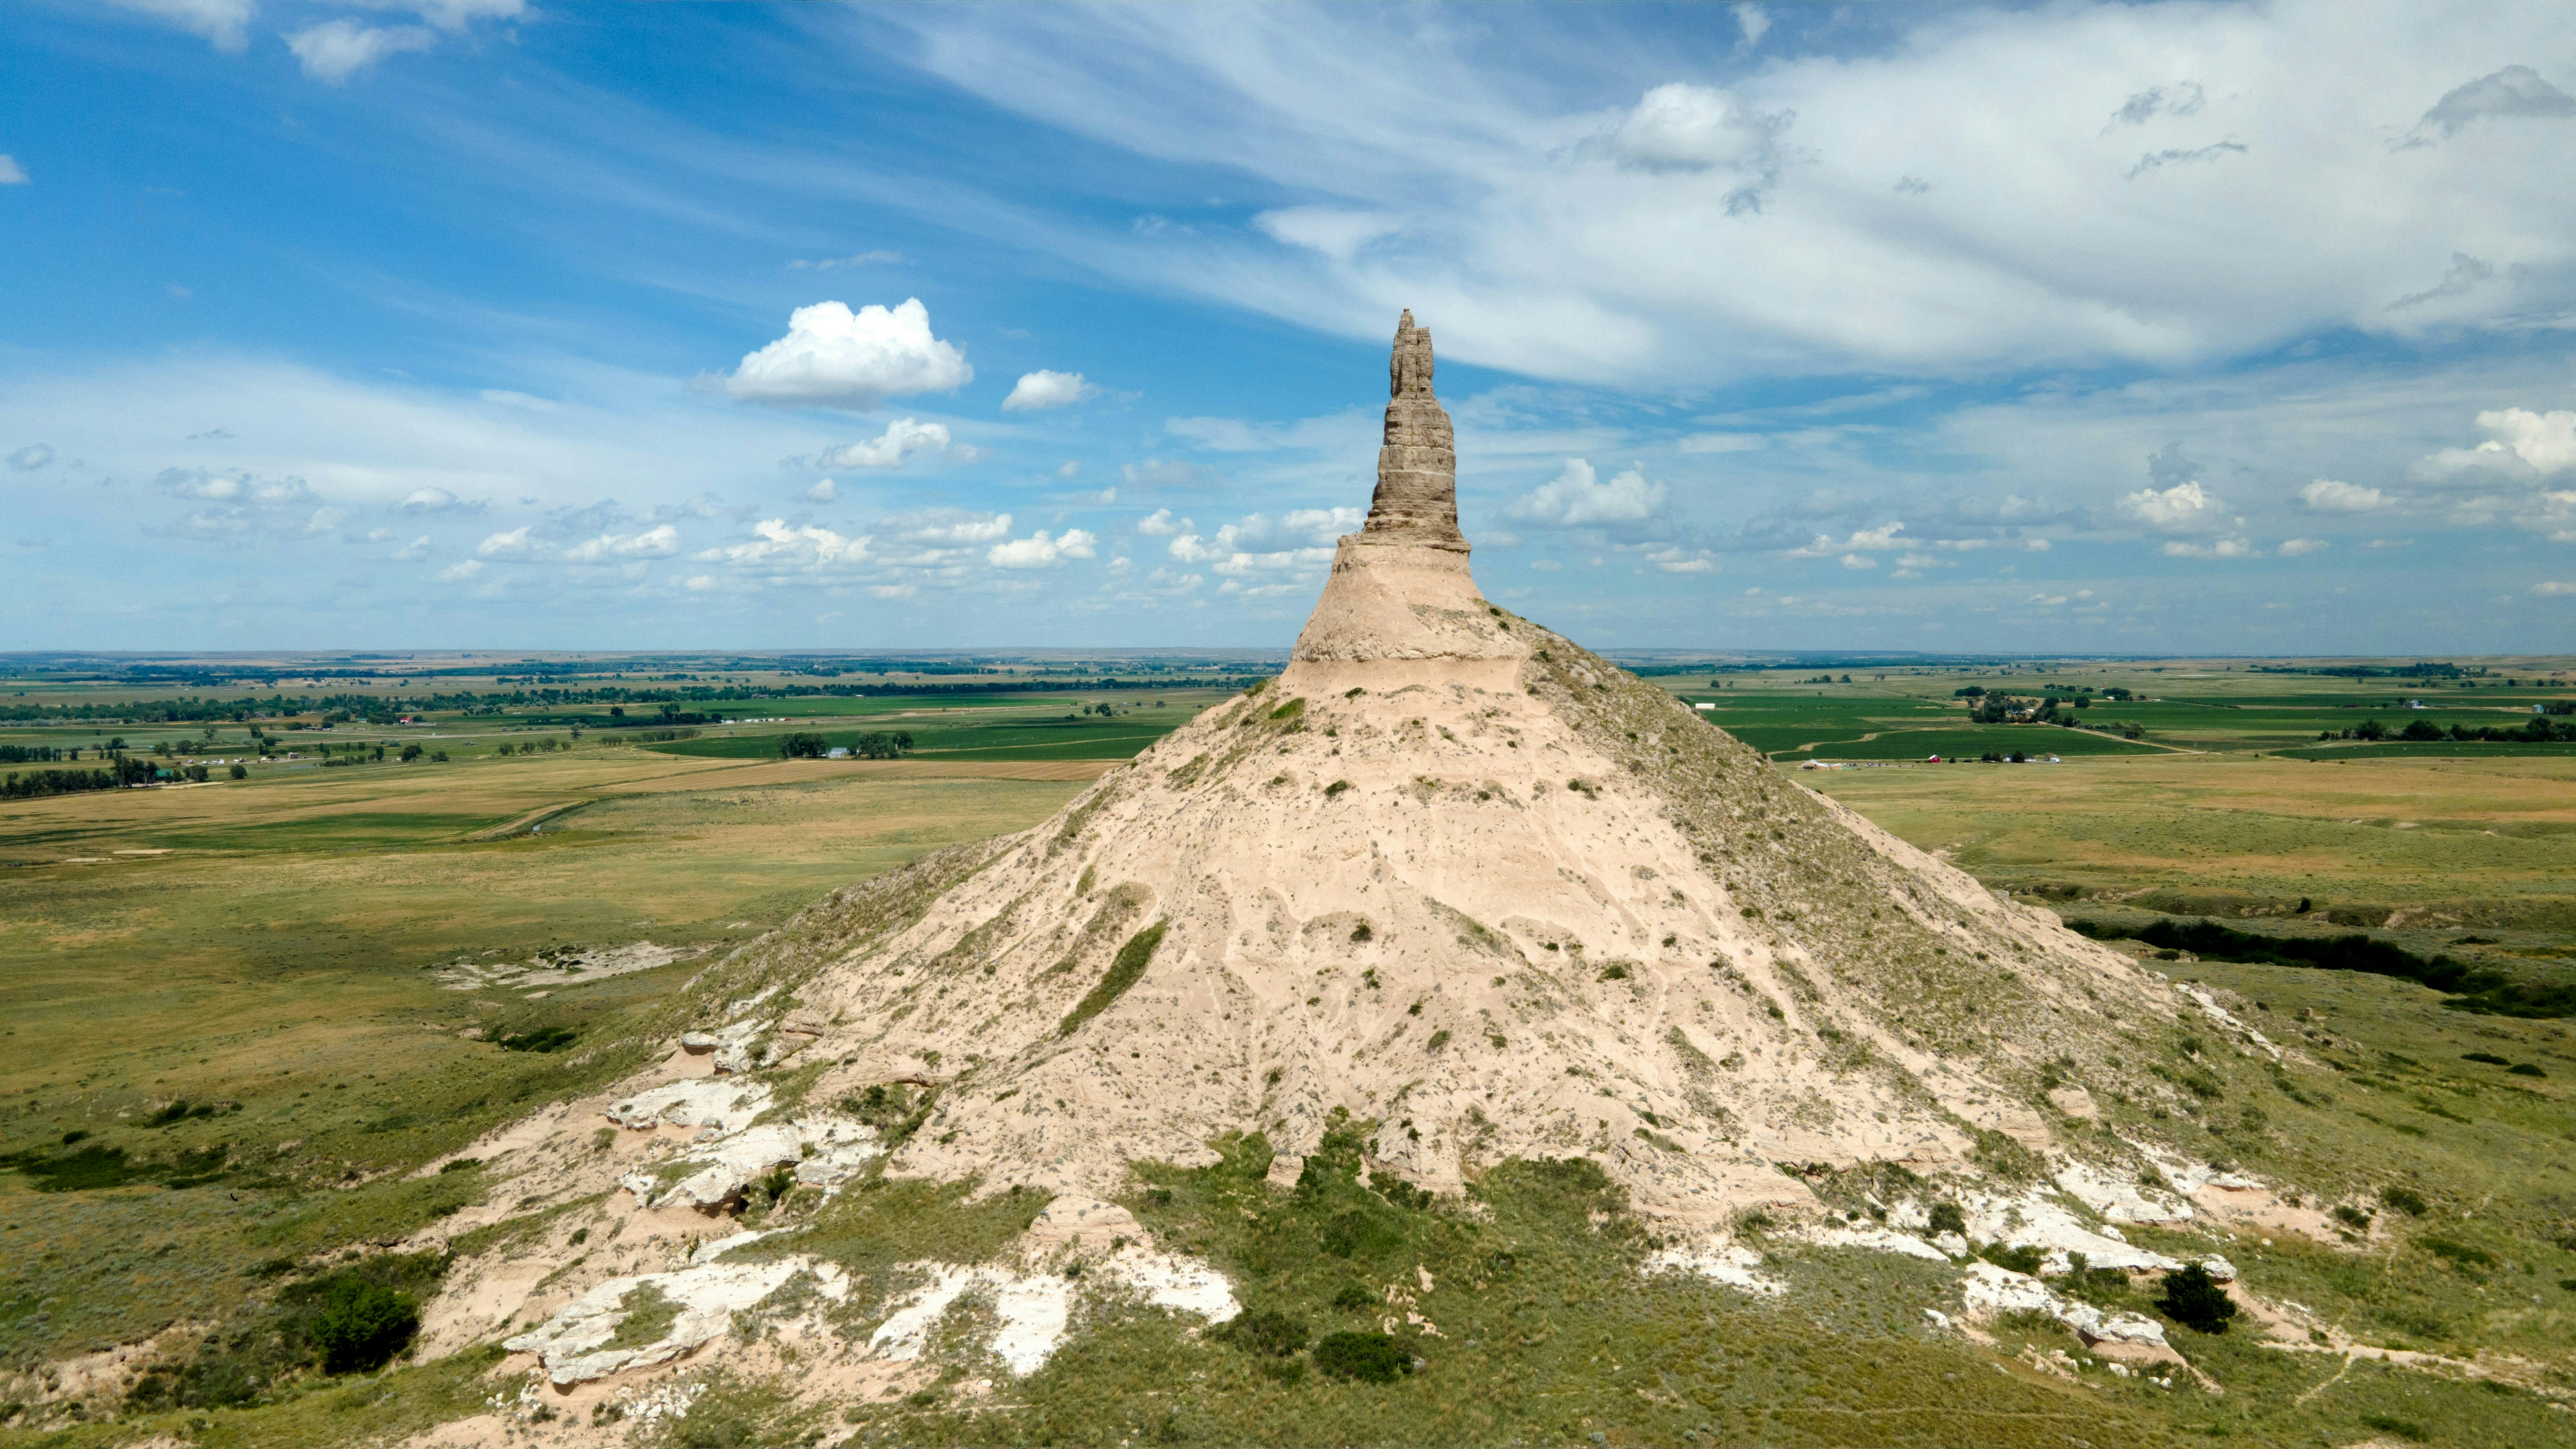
[6,652,2576,1446]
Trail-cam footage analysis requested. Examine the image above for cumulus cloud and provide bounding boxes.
[2412,408,2576,482]
[286,20,436,85]
[1136,508,1188,536]
[881,513,1010,546]
[1606,83,1780,174]
[1505,460,1672,529]
[2277,537,2330,555]
[2118,479,2226,532]
[988,527,1098,568]
[805,479,839,503]
[476,526,533,558]
[798,417,976,469]
[2406,64,2576,146]
[7,443,53,471]
[1163,508,1358,575]
[698,519,872,572]
[1783,522,1907,558]
[392,535,431,561]
[2534,580,2576,596]
[0,156,27,186]
[108,0,256,52]
[563,525,680,563]
[714,299,971,410]
[1001,370,1101,412]
[2299,478,2387,512]
[398,486,478,514]
[435,559,484,582]
[1838,553,1876,569]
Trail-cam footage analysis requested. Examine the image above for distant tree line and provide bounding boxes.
[4,755,160,798]
[2328,716,2575,744]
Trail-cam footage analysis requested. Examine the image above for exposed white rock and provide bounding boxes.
[2199,1254,2238,1283]
[1644,1242,1787,1297]
[1957,1262,2169,1355]
[1956,1186,2181,1273]
[868,1247,1241,1377]
[504,1257,845,1385]
[2175,983,2282,1061]
[690,1229,786,1265]
[620,1116,883,1211]
[606,1081,773,1134]
[2054,1160,2194,1225]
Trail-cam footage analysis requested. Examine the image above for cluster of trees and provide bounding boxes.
[0,745,70,763]
[779,731,914,759]
[2327,716,2575,744]
[3,754,160,798]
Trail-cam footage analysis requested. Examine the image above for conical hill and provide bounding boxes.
[692,313,2188,1224]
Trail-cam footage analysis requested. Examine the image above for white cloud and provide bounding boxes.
[1252,207,1403,260]
[988,527,1098,568]
[392,535,431,561]
[2533,580,2576,596]
[1137,508,1188,537]
[1838,553,1876,570]
[1605,83,1782,191]
[700,519,872,572]
[1784,523,1909,557]
[436,559,484,582]
[1057,460,1082,478]
[889,4,2576,384]
[0,156,27,186]
[804,478,839,503]
[1677,432,1766,453]
[476,527,533,557]
[411,0,527,30]
[1733,3,1770,50]
[108,0,256,52]
[2118,479,2225,532]
[1505,459,1672,529]
[2159,537,2259,558]
[2475,407,2576,474]
[479,389,556,411]
[2277,537,2330,555]
[802,417,975,469]
[563,524,679,563]
[398,486,476,514]
[7,443,52,471]
[882,508,1012,547]
[1001,370,1100,412]
[1163,508,1357,575]
[714,299,971,410]
[1530,558,1563,572]
[286,20,436,85]
[2299,477,2387,512]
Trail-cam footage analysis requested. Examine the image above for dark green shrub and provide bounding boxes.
[1314,1330,1409,1383]
[2155,1264,2237,1335]
[2420,1237,2496,1271]
[2463,1051,2510,1065]
[301,1278,421,1373]
[497,1025,578,1053]
[1980,1242,2044,1275]
[1218,1309,1309,1358]
[2510,1062,2546,1077]
[777,732,828,759]
[2331,1204,2373,1231]
[2360,1413,2428,1442]
[2380,1185,2429,1216]
[1331,1283,1375,1310]
[1926,1201,1967,1235]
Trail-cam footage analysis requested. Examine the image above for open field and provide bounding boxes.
[5,651,2576,1445]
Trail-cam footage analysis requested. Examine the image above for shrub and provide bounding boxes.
[1324,780,1353,798]
[1314,1330,1409,1383]
[1980,1242,2044,1275]
[2331,1204,2373,1231]
[2379,1185,2430,1216]
[1218,1309,1309,1358]
[2462,1051,2510,1065]
[1925,1201,1968,1236]
[2510,1062,2546,1077]
[228,763,248,780]
[497,1025,578,1053]
[2154,1264,2237,1334]
[1059,921,1167,1038]
[1331,1283,1375,1310]
[2420,1237,2497,1271]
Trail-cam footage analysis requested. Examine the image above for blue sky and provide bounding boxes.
[5,1,2575,654]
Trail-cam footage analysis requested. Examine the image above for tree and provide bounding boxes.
[2155,1263,2237,1334]
[229,763,248,780]
[779,733,830,759]
[400,743,425,762]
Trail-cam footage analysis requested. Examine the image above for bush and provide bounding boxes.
[304,1278,420,1372]
[228,763,248,780]
[2380,1185,2430,1216]
[1313,1330,1409,1383]
[1218,1309,1309,1358]
[1980,1242,2044,1275]
[1926,1201,1967,1236]
[2331,1204,2373,1231]
[2154,1264,2237,1334]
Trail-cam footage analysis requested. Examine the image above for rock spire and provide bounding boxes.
[1363,309,1464,548]
[1289,311,1512,662]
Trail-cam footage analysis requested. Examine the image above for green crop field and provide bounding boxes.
[646,708,1199,762]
